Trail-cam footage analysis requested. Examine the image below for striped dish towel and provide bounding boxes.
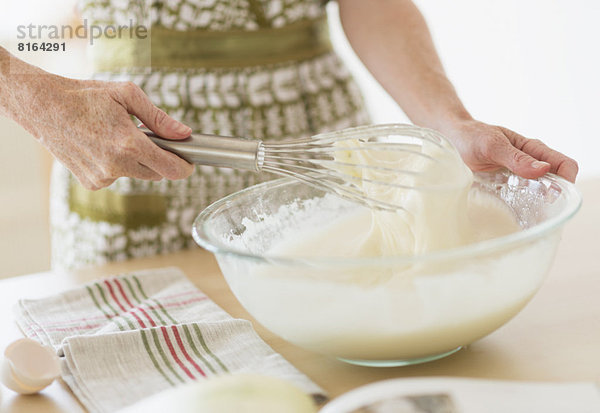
[14,267,325,413]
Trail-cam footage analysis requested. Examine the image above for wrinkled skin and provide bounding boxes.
[26,78,194,190]
[1,48,193,190]
[442,119,578,182]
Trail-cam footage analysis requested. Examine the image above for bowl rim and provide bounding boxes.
[192,172,582,267]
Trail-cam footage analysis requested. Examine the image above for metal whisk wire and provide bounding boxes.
[142,124,455,211]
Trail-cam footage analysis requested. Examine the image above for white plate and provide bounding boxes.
[319,377,600,413]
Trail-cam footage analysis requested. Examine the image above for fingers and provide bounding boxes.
[56,152,105,191]
[501,128,579,182]
[75,174,101,191]
[110,82,194,179]
[518,140,578,183]
[129,162,164,181]
[487,140,551,180]
[121,125,194,180]
[555,159,578,183]
[70,165,100,191]
[133,129,195,180]
[40,81,194,190]
[113,81,192,140]
[54,139,169,191]
[84,125,192,184]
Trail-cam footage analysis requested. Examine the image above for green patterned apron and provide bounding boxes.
[50,0,370,269]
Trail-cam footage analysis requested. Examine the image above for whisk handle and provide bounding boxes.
[140,127,263,172]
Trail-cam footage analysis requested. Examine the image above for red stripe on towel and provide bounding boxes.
[105,280,147,328]
[171,325,206,377]
[160,326,195,379]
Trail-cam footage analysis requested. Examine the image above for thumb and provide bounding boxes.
[490,143,551,179]
[118,82,191,140]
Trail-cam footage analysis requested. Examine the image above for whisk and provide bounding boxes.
[141,124,459,211]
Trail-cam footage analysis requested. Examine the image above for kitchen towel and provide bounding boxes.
[14,267,325,413]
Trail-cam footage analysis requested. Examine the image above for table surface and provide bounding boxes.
[1,179,599,412]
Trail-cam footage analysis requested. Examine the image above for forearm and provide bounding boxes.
[0,46,77,138]
[1,47,44,129]
[338,0,472,131]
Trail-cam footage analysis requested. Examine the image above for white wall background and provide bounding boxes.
[328,0,600,178]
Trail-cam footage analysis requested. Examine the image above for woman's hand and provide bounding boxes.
[3,56,194,190]
[440,119,578,182]
[36,77,194,190]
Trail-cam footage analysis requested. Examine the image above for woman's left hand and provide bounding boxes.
[440,119,578,182]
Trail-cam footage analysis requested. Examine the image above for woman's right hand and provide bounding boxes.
[20,75,194,190]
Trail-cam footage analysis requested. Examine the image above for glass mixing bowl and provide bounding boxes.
[192,171,581,367]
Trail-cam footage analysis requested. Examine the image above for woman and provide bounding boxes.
[0,0,578,269]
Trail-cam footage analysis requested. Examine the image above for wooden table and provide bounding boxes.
[1,179,599,412]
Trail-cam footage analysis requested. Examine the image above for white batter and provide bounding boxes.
[270,133,520,258]
[223,132,545,362]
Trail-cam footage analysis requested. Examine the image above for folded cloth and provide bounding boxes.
[14,267,325,413]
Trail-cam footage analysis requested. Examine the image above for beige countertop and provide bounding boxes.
[0,178,598,412]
